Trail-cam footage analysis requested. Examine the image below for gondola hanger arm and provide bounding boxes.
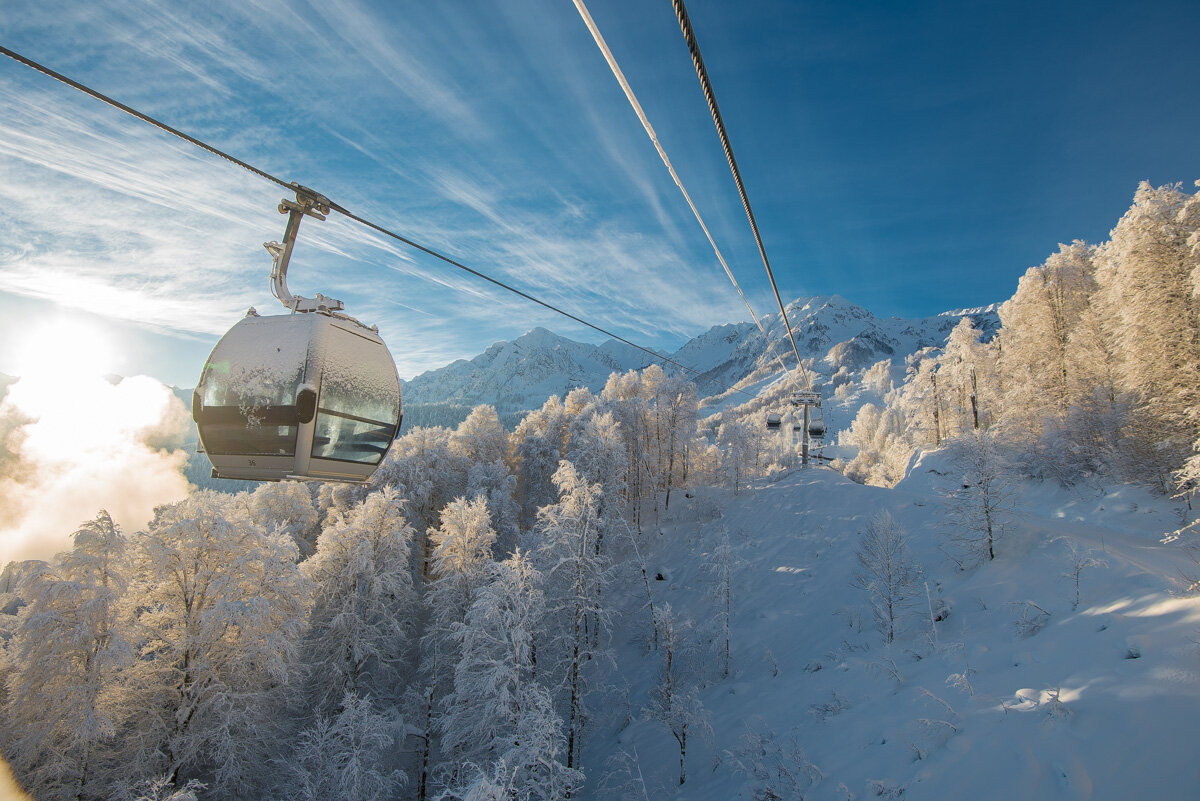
[265,184,344,314]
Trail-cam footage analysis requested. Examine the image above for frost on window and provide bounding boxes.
[311,328,399,465]
[197,325,309,456]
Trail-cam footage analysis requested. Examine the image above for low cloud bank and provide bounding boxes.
[0,373,192,565]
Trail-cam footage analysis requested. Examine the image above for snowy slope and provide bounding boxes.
[582,459,1200,800]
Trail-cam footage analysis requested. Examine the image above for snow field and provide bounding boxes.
[582,461,1200,800]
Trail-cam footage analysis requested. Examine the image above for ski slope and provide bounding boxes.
[584,458,1200,800]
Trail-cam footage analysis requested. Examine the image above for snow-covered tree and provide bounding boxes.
[281,691,404,801]
[301,486,416,714]
[568,410,630,553]
[852,511,923,643]
[513,396,571,530]
[3,511,130,800]
[373,426,469,575]
[718,420,758,494]
[729,720,823,801]
[440,551,580,799]
[644,367,699,509]
[643,604,710,786]
[1098,182,1200,456]
[534,461,612,772]
[703,530,736,677]
[428,496,498,639]
[861,359,895,398]
[451,405,512,471]
[243,481,320,558]
[466,459,520,555]
[937,317,998,438]
[121,491,310,791]
[415,496,500,796]
[599,366,701,530]
[997,241,1097,439]
[944,432,1013,563]
[1058,540,1107,611]
[841,402,913,487]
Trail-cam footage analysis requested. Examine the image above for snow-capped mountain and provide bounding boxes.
[402,326,660,414]
[401,295,999,425]
[683,294,999,389]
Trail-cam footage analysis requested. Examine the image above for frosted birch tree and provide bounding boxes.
[301,486,417,714]
[513,396,570,530]
[718,420,757,494]
[944,432,1013,563]
[643,604,710,786]
[441,550,580,800]
[373,426,468,575]
[415,496,499,796]
[852,511,923,643]
[121,491,310,791]
[3,511,130,800]
[450,405,512,470]
[997,242,1097,438]
[703,530,736,677]
[568,410,630,554]
[466,459,520,554]
[534,461,612,772]
[281,691,404,801]
[244,481,320,558]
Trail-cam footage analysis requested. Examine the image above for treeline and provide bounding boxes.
[843,181,1200,494]
[0,364,776,801]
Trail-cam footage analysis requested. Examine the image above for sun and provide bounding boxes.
[9,317,119,381]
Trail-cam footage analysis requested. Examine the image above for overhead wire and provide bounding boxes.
[571,0,800,397]
[668,0,814,392]
[0,43,758,401]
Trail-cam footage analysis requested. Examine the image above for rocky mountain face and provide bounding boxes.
[400,295,999,426]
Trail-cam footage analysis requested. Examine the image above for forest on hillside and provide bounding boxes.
[1,182,1198,801]
[841,181,1200,505]
[0,364,787,800]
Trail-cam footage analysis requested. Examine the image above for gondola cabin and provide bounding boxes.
[808,420,827,440]
[766,413,782,431]
[193,310,402,482]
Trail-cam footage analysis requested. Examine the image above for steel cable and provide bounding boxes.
[0,44,757,401]
[668,0,813,391]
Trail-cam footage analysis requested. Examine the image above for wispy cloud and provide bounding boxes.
[1,0,769,382]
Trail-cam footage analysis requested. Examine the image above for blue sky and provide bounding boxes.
[1,0,1197,387]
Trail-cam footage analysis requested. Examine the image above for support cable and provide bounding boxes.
[0,43,756,400]
[571,0,799,394]
[668,0,813,391]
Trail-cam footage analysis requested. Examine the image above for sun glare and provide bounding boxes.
[10,318,119,381]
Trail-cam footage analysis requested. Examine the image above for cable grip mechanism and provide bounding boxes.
[265,184,345,314]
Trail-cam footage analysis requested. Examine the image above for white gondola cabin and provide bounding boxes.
[193,186,402,483]
[194,311,401,482]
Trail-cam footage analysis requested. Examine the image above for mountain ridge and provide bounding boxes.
[401,295,999,424]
